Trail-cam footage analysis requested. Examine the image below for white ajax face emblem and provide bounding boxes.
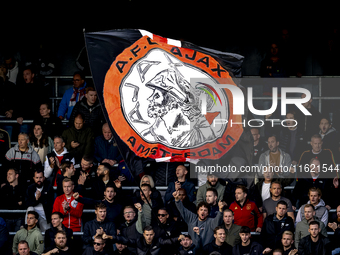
[120,49,228,149]
[104,35,243,160]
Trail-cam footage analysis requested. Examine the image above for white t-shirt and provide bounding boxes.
[34,187,46,220]
[261,182,271,201]
[7,61,19,84]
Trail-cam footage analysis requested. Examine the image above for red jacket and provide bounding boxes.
[53,193,84,232]
[229,199,263,231]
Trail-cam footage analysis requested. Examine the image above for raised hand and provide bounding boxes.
[71,141,80,148]
[328,222,338,231]
[178,234,185,241]
[218,200,225,212]
[35,190,41,201]
[114,179,122,189]
[78,173,87,185]
[193,227,200,235]
[73,192,80,200]
[96,227,104,236]
[118,175,126,182]
[175,181,181,191]
[173,190,180,201]
[49,156,56,168]
[134,203,142,212]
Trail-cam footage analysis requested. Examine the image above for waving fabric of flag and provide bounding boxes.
[85,29,246,176]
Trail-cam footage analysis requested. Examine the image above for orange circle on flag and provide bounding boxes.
[103,36,243,161]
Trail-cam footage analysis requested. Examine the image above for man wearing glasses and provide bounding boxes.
[117,204,146,254]
[152,208,181,240]
[58,71,87,120]
[82,235,108,255]
[151,208,181,255]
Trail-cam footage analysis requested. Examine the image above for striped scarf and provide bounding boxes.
[69,87,86,107]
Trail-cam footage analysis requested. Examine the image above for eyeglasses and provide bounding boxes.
[124,211,135,215]
[158,214,168,217]
[94,242,104,246]
[72,79,81,82]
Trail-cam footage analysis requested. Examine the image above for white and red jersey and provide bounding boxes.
[53,193,84,232]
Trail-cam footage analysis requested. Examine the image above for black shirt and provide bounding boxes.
[310,238,321,255]
[239,244,251,255]
[46,248,72,255]
[57,250,73,255]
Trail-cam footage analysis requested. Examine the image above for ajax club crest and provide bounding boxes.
[103,36,243,160]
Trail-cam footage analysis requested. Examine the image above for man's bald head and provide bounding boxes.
[102,123,112,141]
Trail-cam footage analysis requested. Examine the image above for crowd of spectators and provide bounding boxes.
[1,30,340,255]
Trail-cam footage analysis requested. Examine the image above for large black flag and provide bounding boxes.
[84,29,248,178]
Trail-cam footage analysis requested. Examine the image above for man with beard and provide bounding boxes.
[73,156,97,199]
[205,188,219,218]
[258,135,293,179]
[141,68,215,148]
[173,189,224,247]
[229,185,263,232]
[298,221,331,255]
[42,230,72,255]
[25,170,54,232]
[197,174,225,204]
[113,243,131,255]
[93,163,122,201]
[44,212,73,252]
[262,181,295,221]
